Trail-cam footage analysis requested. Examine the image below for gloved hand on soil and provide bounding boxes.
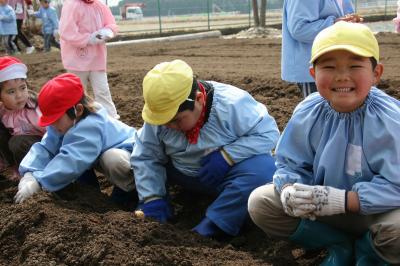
[280,184,316,219]
[198,150,231,187]
[97,28,114,41]
[293,183,346,216]
[14,172,41,203]
[88,31,105,45]
[136,198,173,223]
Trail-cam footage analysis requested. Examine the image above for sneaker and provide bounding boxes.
[26,46,35,54]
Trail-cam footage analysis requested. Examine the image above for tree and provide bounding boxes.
[252,0,267,27]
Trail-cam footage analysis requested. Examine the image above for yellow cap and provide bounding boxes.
[142,59,193,125]
[310,21,379,63]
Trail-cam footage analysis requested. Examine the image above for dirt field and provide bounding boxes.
[1,32,400,265]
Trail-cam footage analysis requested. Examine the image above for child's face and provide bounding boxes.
[0,79,29,110]
[310,50,383,113]
[40,0,49,8]
[164,92,204,132]
[51,113,74,135]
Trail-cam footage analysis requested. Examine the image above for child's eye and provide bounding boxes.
[6,89,15,94]
[322,65,335,69]
[351,65,362,68]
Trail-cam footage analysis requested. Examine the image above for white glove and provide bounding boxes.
[97,28,114,41]
[280,185,316,219]
[88,31,105,45]
[14,172,41,203]
[53,29,59,38]
[293,183,346,216]
[27,9,34,16]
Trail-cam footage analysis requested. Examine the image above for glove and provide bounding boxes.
[294,183,346,216]
[53,29,59,38]
[88,31,105,45]
[136,198,173,223]
[198,150,231,187]
[27,9,34,16]
[280,184,316,219]
[14,172,41,203]
[97,28,114,41]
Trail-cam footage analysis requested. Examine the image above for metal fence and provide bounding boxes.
[52,0,399,35]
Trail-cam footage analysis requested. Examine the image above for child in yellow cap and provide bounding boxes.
[131,59,280,237]
[248,21,399,265]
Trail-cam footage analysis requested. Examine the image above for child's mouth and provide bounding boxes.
[332,87,353,92]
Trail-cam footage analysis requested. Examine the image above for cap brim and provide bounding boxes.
[38,112,64,127]
[142,103,179,125]
[310,45,375,63]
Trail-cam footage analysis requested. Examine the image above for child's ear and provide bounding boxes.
[309,67,316,80]
[75,103,84,117]
[373,63,384,85]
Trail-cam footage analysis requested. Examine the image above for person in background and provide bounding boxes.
[0,0,18,55]
[28,0,59,52]
[14,73,137,205]
[58,0,119,119]
[393,0,400,33]
[8,0,35,54]
[281,0,362,98]
[0,56,45,180]
[131,59,279,238]
[248,22,400,265]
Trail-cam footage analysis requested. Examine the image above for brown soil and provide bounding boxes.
[1,32,400,265]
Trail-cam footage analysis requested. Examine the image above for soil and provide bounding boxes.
[1,32,400,266]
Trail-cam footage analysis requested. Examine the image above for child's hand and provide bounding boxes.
[335,13,363,23]
[293,183,346,216]
[14,172,41,203]
[280,184,316,219]
[88,32,105,45]
[135,198,173,223]
[198,150,231,187]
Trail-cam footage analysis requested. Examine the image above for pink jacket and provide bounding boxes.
[0,99,46,136]
[7,0,26,20]
[59,0,118,71]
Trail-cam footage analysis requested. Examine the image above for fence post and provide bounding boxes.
[248,0,251,27]
[157,0,162,35]
[354,0,357,13]
[207,0,211,31]
[384,0,388,17]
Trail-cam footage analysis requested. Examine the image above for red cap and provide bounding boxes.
[0,56,27,82]
[38,73,84,127]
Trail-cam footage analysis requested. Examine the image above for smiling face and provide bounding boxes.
[0,79,29,111]
[310,50,383,113]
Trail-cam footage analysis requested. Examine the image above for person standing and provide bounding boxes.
[281,0,361,98]
[58,0,119,119]
[29,0,59,52]
[0,0,18,55]
[8,0,35,54]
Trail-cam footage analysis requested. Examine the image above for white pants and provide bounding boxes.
[97,148,135,192]
[69,70,119,119]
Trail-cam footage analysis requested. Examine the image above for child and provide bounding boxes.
[0,0,18,55]
[248,22,400,265]
[0,56,45,180]
[8,0,35,54]
[28,0,60,52]
[58,0,119,119]
[131,59,279,237]
[394,0,400,33]
[281,0,362,98]
[14,73,137,204]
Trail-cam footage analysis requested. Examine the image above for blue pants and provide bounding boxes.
[167,154,276,235]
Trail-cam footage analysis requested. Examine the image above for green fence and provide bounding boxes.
[112,0,398,35]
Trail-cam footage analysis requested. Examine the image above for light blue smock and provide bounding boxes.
[34,7,59,34]
[273,88,400,215]
[131,81,280,201]
[0,5,17,36]
[281,0,354,83]
[19,107,136,192]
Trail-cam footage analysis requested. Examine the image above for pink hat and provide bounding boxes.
[0,56,28,82]
[38,73,84,127]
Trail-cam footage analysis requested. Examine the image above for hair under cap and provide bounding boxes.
[142,59,194,125]
[310,21,379,63]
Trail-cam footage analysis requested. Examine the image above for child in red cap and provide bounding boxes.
[14,73,137,206]
[0,56,45,181]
